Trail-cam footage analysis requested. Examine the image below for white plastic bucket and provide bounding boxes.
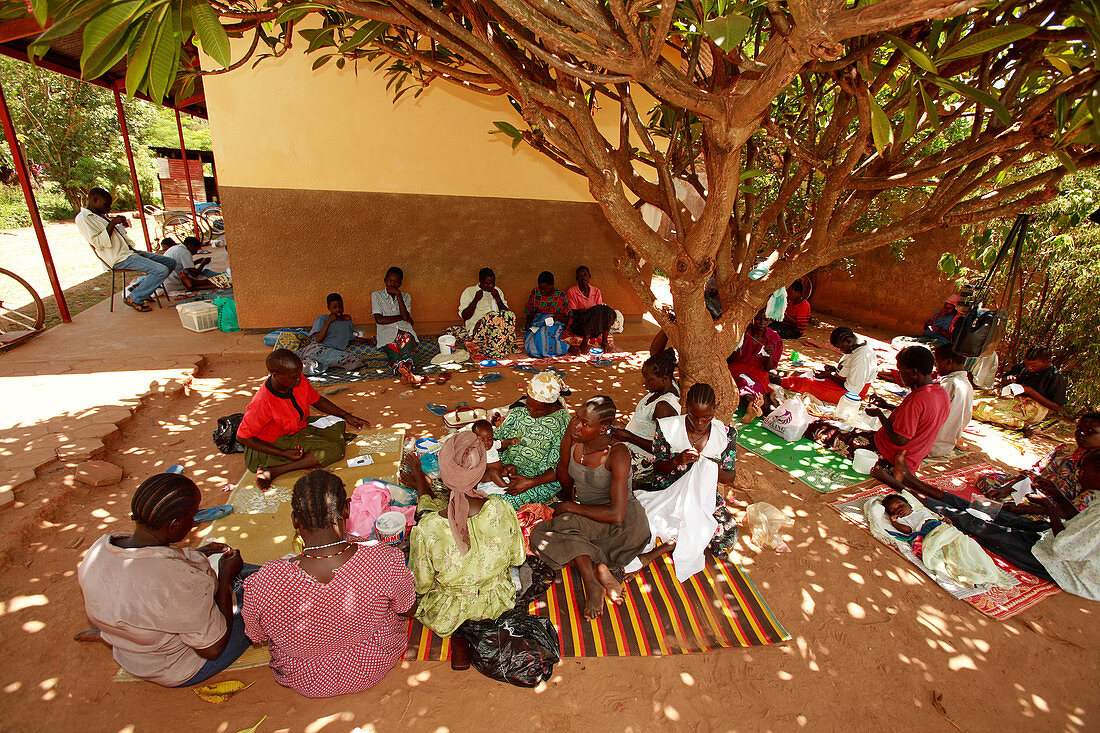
[373,511,407,544]
[834,391,861,422]
[851,449,878,474]
[437,335,456,354]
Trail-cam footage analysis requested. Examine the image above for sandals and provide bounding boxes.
[194,505,233,523]
[426,403,449,417]
[478,359,500,367]
[436,372,452,385]
[123,296,151,312]
[473,373,502,386]
[512,364,541,374]
[591,358,613,367]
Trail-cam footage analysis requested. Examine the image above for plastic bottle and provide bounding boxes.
[833,392,861,422]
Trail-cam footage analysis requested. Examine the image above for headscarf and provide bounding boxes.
[527,371,565,405]
[438,431,488,554]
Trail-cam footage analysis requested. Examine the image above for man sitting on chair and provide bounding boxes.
[76,187,177,312]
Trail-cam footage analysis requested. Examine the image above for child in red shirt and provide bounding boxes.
[770,281,811,339]
[237,349,370,489]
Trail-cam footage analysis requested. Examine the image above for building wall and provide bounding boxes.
[810,228,963,335]
[201,40,642,330]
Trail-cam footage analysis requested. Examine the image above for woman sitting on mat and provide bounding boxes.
[611,348,680,486]
[769,281,811,340]
[629,383,741,582]
[237,349,370,490]
[407,432,526,668]
[372,266,422,385]
[529,396,650,619]
[565,265,617,353]
[301,292,373,376]
[243,470,414,698]
[524,270,571,330]
[451,267,517,359]
[727,309,782,409]
[495,372,571,509]
[978,412,1100,516]
[973,345,1069,429]
[781,327,876,404]
[76,473,257,687]
[804,346,949,478]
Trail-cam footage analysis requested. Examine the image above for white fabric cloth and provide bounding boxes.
[838,343,877,395]
[628,415,726,581]
[1031,503,1100,601]
[371,289,417,348]
[459,285,509,332]
[865,493,1012,589]
[931,370,974,457]
[162,243,197,292]
[624,392,681,458]
[485,440,502,464]
[76,207,137,267]
[895,507,938,533]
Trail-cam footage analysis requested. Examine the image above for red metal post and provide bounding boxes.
[175,107,200,237]
[0,80,71,323]
[114,89,153,251]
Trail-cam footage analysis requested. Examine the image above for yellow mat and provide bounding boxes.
[204,427,405,565]
[113,643,271,682]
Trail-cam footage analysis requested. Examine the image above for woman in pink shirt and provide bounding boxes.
[565,265,617,353]
[243,470,414,698]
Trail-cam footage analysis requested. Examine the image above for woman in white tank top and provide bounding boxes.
[611,349,680,483]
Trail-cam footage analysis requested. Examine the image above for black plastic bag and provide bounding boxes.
[213,413,245,454]
[454,608,560,687]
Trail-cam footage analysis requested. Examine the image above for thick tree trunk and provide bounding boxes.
[667,275,743,421]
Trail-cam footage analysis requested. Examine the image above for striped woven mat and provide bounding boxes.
[406,553,789,660]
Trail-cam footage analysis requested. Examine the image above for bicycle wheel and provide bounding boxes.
[0,268,46,347]
[201,205,224,236]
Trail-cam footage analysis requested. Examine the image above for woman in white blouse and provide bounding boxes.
[611,348,680,485]
[371,266,420,384]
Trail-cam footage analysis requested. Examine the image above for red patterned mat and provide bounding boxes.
[829,464,1060,620]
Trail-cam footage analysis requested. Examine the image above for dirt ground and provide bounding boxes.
[1,329,1098,733]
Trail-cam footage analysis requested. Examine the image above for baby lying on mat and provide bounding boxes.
[866,491,1014,589]
[471,419,520,490]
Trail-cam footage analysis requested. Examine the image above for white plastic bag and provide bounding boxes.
[762,396,812,442]
[744,502,794,552]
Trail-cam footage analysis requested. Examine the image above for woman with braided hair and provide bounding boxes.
[76,473,256,687]
[611,347,680,486]
[241,470,414,697]
[529,396,651,619]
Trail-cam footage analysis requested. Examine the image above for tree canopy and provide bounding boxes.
[18,0,1099,406]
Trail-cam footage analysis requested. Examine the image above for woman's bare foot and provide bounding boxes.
[255,467,273,490]
[892,450,908,484]
[742,395,765,424]
[635,541,676,570]
[595,564,623,606]
[581,570,608,619]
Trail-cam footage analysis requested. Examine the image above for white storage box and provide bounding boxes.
[177,301,218,333]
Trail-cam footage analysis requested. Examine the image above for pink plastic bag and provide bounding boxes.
[346,480,416,539]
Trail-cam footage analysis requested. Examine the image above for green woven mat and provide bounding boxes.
[736,419,871,493]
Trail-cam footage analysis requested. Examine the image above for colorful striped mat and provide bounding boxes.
[405,553,789,660]
[829,464,1060,620]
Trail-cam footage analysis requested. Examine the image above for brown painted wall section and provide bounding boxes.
[810,228,963,335]
[220,186,645,331]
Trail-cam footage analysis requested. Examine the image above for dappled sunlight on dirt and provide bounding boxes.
[0,329,1096,731]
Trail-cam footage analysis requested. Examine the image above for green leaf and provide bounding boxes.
[147,10,179,102]
[931,78,1011,124]
[338,21,387,52]
[30,0,48,27]
[306,27,335,53]
[1056,150,1077,173]
[311,54,333,70]
[276,2,330,25]
[192,0,231,68]
[885,34,938,74]
[1044,53,1072,75]
[81,0,145,73]
[937,25,1036,62]
[702,13,749,53]
[938,252,959,277]
[126,5,166,98]
[919,83,940,133]
[900,88,919,141]
[491,121,523,139]
[868,96,892,154]
[84,18,142,80]
[738,168,767,181]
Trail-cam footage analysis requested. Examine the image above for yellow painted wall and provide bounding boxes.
[202,38,599,202]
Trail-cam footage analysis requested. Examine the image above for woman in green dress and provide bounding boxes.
[495,371,571,508]
[407,432,525,644]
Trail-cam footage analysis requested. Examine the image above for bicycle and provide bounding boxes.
[0,268,46,348]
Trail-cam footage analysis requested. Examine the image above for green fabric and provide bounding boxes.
[494,404,569,507]
[242,422,347,472]
[736,419,868,494]
[410,496,526,636]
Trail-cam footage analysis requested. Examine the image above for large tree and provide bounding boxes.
[23,0,1099,411]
